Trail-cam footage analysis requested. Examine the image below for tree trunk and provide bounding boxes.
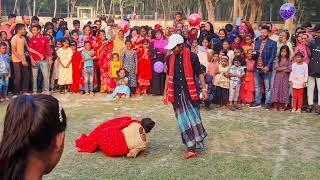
[37,4,42,16]
[198,0,203,18]
[33,0,36,16]
[120,0,125,19]
[26,0,32,15]
[284,0,297,34]
[133,1,136,14]
[108,0,113,15]
[70,0,77,18]
[13,0,19,13]
[96,0,99,17]
[233,0,239,24]
[256,0,263,25]
[161,0,167,26]
[67,0,70,17]
[238,0,247,19]
[204,0,216,24]
[249,0,257,24]
[53,0,57,17]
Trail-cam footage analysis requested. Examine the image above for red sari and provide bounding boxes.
[137,48,152,86]
[70,50,82,93]
[75,116,141,157]
[239,59,255,103]
[97,40,116,93]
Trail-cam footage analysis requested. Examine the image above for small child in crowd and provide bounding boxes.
[110,53,122,79]
[228,56,245,110]
[289,51,308,113]
[57,38,73,94]
[81,41,96,95]
[107,68,131,99]
[214,55,230,107]
[0,42,10,101]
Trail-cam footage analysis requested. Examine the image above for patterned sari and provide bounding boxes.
[97,40,116,93]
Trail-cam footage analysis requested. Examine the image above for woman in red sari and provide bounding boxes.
[96,30,116,93]
[137,39,152,95]
[70,41,82,93]
[130,28,142,50]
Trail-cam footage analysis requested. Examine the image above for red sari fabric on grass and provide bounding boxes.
[75,116,141,157]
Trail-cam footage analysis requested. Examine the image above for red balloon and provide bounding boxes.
[188,13,202,27]
[118,20,130,33]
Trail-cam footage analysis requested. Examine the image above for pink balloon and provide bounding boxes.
[118,20,130,33]
[188,13,202,27]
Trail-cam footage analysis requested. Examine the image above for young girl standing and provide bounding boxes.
[57,38,73,93]
[121,40,138,94]
[289,51,308,113]
[242,34,254,57]
[221,40,234,66]
[214,56,230,107]
[201,37,213,67]
[137,39,152,95]
[240,49,256,104]
[271,46,292,111]
[110,53,122,79]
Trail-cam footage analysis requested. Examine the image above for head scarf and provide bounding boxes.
[153,30,167,51]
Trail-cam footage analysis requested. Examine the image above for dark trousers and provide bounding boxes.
[13,62,30,95]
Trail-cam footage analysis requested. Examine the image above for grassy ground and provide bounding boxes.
[0,94,320,179]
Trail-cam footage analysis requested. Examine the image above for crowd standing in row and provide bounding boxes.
[0,13,320,114]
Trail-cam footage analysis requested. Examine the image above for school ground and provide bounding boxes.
[0,94,319,179]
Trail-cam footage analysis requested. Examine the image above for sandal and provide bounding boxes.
[305,105,313,113]
[182,152,198,160]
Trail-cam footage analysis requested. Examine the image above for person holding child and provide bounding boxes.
[107,68,131,99]
[96,30,115,93]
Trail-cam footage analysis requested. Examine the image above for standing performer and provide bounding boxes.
[163,34,208,159]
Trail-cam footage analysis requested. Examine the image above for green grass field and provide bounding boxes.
[0,94,320,179]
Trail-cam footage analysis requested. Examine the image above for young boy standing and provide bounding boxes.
[228,56,245,111]
[11,23,43,95]
[0,42,10,101]
[28,25,53,94]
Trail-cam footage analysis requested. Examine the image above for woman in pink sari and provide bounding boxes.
[96,30,116,93]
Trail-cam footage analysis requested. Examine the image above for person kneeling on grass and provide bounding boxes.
[75,116,155,158]
[0,95,67,180]
[107,68,131,99]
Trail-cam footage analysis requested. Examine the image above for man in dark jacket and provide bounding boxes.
[307,23,320,113]
[251,25,277,110]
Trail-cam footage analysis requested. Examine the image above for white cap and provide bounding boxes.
[165,34,184,50]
